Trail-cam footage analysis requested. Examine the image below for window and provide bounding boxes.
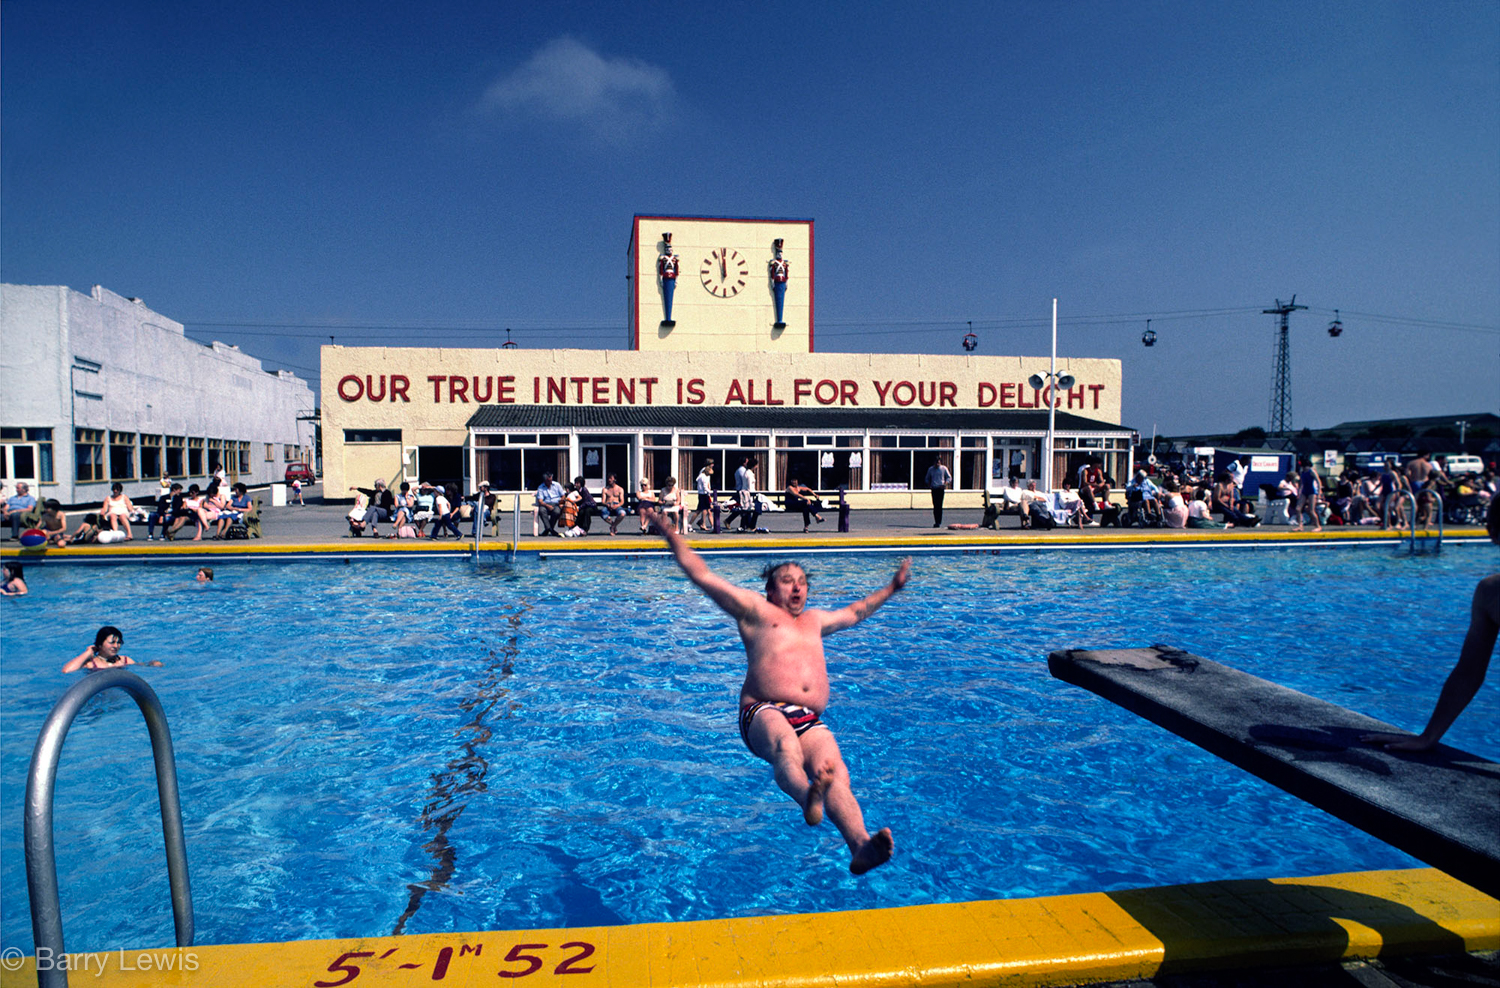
[343,429,402,443]
[166,436,186,476]
[284,444,299,461]
[188,438,205,476]
[265,443,275,462]
[109,431,136,480]
[75,428,105,482]
[238,441,252,474]
[140,435,163,479]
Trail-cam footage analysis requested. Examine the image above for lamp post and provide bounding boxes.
[1028,299,1075,491]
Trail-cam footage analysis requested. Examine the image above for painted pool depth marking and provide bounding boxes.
[0,869,1492,988]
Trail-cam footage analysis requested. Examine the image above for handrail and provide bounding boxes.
[511,494,521,564]
[25,670,193,988]
[1383,489,1444,554]
[472,496,482,560]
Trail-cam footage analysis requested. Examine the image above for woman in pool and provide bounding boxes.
[1,562,27,596]
[62,626,163,673]
[101,482,135,539]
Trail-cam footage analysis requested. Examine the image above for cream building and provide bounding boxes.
[323,215,1132,508]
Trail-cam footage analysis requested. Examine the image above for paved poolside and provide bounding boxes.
[2,484,1487,562]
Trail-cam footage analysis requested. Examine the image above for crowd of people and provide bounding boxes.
[526,456,787,538]
[0,470,261,547]
[996,451,1499,532]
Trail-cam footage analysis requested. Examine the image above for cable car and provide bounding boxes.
[1327,310,1343,338]
[1142,319,1156,347]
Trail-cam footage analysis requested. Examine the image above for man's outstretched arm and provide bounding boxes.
[1363,573,1499,752]
[643,506,760,618]
[821,558,911,635]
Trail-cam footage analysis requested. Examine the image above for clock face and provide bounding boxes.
[700,248,750,298]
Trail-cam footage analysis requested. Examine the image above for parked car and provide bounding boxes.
[1442,454,1483,476]
[285,463,317,483]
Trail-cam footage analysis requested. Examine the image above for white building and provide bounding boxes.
[1,284,316,506]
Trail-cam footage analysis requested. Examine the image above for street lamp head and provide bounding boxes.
[1057,374,1076,389]
[1028,373,1045,390]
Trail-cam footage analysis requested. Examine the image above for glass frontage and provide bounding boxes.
[473,434,567,491]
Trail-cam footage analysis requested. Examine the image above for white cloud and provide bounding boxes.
[481,37,676,143]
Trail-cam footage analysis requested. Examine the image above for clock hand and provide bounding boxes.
[720,251,726,279]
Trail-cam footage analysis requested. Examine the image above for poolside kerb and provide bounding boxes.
[0,867,1492,987]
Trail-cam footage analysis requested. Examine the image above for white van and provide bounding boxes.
[1443,454,1484,476]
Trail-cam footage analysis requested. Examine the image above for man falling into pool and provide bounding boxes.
[642,506,909,874]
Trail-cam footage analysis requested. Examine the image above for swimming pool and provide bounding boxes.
[1,546,1496,955]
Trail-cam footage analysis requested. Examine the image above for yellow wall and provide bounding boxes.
[321,346,1124,495]
[632,217,812,352]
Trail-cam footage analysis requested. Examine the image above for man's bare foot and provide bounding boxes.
[849,827,893,875]
[803,766,833,826]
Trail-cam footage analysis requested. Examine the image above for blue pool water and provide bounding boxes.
[1,546,1497,954]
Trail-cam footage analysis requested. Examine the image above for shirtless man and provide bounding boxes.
[1404,450,1444,524]
[643,505,907,874]
[599,474,627,535]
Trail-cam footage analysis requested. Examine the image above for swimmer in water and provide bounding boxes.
[62,626,163,673]
[196,567,214,582]
[642,505,908,874]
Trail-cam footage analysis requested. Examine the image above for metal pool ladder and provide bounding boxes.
[1384,490,1444,554]
[25,669,193,988]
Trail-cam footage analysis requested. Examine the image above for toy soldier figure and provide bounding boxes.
[769,238,789,329]
[658,232,679,327]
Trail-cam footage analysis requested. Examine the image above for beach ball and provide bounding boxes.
[18,528,46,548]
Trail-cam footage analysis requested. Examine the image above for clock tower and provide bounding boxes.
[627,215,814,353]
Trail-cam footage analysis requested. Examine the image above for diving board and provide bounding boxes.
[1048,646,1500,899]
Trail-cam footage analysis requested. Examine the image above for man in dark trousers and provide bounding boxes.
[924,457,952,527]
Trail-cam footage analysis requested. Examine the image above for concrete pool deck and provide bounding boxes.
[4,489,1496,986]
[2,485,1490,563]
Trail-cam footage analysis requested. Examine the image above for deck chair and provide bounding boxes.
[224,499,262,540]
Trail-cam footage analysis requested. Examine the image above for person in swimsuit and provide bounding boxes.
[101,482,135,540]
[62,626,163,673]
[1,562,27,596]
[643,505,909,875]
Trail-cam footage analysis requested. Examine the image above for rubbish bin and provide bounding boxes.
[270,483,287,507]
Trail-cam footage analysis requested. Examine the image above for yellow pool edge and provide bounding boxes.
[1,524,1487,563]
[3,868,1493,987]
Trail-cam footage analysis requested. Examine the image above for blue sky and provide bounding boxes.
[3,1,1496,436]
